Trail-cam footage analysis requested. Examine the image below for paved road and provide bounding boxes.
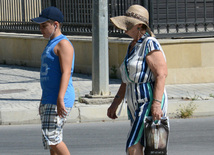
[0,117,214,155]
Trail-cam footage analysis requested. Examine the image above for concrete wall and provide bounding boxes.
[160,39,214,84]
[0,32,214,85]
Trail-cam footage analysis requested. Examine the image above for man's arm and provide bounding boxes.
[55,39,74,117]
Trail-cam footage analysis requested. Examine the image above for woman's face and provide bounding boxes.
[125,24,140,40]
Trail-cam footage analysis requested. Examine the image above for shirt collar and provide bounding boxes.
[137,32,150,43]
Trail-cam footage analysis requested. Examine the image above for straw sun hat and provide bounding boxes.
[110,5,154,37]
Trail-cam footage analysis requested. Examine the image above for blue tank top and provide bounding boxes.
[40,34,75,107]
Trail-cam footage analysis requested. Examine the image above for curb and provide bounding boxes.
[167,99,214,118]
[0,100,214,125]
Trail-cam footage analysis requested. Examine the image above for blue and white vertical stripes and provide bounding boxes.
[120,33,168,152]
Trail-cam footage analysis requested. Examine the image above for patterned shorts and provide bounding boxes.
[39,104,72,149]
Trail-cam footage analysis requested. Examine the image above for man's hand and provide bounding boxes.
[57,98,67,118]
[39,99,42,115]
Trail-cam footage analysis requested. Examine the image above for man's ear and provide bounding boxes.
[54,21,59,29]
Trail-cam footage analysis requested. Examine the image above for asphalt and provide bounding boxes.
[0,64,214,125]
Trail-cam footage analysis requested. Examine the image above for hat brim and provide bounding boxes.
[110,16,154,37]
[31,17,49,24]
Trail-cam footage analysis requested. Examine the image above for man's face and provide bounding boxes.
[39,21,55,39]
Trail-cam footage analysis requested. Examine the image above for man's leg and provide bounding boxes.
[50,141,70,155]
[127,142,144,155]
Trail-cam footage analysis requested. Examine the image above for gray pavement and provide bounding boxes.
[0,64,214,125]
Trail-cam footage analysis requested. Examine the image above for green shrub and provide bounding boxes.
[177,102,197,118]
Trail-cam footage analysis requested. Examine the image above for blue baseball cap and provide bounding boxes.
[31,6,64,23]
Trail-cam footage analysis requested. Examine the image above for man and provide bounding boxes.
[31,6,75,155]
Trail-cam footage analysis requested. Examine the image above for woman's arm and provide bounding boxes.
[107,82,126,119]
[146,50,168,120]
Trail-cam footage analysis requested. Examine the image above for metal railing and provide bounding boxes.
[152,0,214,38]
[0,0,42,33]
[0,0,213,38]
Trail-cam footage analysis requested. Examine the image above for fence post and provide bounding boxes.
[149,0,154,32]
[141,0,154,33]
[91,0,110,96]
[51,0,56,7]
[21,0,25,22]
[141,0,149,10]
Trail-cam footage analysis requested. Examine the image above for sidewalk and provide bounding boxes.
[0,65,214,125]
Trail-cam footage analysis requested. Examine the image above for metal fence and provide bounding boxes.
[0,0,42,32]
[152,0,214,38]
[0,0,213,38]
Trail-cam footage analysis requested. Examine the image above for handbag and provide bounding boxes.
[144,116,170,155]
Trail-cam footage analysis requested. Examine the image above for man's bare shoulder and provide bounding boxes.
[57,39,72,47]
[54,38,73,55]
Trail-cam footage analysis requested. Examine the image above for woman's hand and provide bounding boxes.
[107,82,126,119]
[151,102,163,121]
[107,103,119,119]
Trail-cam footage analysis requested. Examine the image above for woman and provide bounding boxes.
[107,5,168,155]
